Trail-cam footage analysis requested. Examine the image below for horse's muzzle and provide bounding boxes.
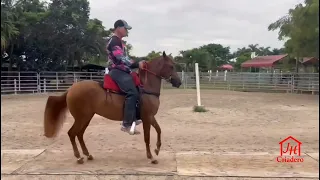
[171,78,182,88]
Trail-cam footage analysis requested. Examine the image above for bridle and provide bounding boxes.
[139,61,172,84]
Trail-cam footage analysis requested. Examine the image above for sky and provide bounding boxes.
[88,0,303,57]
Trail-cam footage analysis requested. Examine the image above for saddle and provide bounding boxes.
[102,72,142,120]
[103,72,141,92]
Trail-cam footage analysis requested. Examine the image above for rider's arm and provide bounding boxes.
[108,37,137,68]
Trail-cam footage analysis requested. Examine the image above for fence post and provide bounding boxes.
[14,79,17,95]
[224,70,227,81]
[184,74,186,89]
[56,72,59,90]
[312,83,315,95]
[273,70,276,85]
[181,71,186,89]
[37,73,40,93]
[209,70,212,81]
[185,75,188,89]
[242,73,245,89]
[73,73,76,83]
[44,78,47,93]
[291,75,294,93]
[258,73,260,89]
[227,73,231,90]
[181,71,184,82]
[18,72,21,91]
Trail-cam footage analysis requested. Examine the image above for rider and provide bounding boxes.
[106,19,144,134]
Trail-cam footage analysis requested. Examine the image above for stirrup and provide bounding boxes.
[135,120,142,125]
[121,126,140,135]
[120,120,142,126]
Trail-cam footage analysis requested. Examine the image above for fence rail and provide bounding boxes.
[1,71,319,95]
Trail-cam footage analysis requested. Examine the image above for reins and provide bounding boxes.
[137,61,171,97]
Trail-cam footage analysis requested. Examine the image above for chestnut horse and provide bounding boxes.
[43,51,181,164]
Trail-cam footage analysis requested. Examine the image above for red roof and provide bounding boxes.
[302,57,319,64]
[219,64,233,70]
[241,54,288,68]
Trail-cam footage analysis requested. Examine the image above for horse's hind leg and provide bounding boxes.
[77,116,94,161]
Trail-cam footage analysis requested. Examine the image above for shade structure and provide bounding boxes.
[302,57,319,65]
[219,64,234,70]
[241,54,288,68]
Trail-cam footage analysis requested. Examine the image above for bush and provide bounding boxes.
[193,105,207,112]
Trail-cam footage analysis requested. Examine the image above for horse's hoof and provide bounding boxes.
[151,159,158,164]
[87,154,94,160]
[154,149,159,156]
[77,157,84,164]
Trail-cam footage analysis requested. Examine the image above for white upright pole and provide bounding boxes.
[182,70,184,82]
[224,70,227,81]
[195,63,201,106]
[14,79,17,95]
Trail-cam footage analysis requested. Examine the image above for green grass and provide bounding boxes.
[193,105,208,112]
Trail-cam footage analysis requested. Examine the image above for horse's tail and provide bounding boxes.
[44,91,68,138]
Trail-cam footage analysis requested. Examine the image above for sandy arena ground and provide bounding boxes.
[1,89,319,180]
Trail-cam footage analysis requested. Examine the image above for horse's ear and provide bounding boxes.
[162,51,166,58]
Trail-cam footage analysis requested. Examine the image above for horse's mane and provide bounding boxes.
[146,54,175,65]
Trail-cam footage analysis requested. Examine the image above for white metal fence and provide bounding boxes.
[1,71,319,95]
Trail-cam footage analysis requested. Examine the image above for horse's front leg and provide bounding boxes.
[151,117,161,156]
[142,117,158,164]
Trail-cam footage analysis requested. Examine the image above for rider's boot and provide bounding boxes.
[121,93,140,135]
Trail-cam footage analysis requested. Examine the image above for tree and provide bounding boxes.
[179,48,210,72]
[200,43,232,70]
[234,52,251,70]
[145,51,162,60]
[1,1,19,51]
[177,43,232,72]
[248,44,259,53]
[268,0,319,71]
[270,48,286,55]
[1,0,112,71]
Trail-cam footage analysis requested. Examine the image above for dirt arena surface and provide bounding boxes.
[1,89,319,179]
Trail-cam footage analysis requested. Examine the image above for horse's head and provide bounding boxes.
[152,51,182,88]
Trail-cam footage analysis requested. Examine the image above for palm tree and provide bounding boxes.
[248,44,259,53]
[1,3,19,51]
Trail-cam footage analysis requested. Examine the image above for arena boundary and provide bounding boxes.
[2,149,319,178]
[1,71,319,95]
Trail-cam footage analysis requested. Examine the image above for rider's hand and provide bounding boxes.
[139,60,146,69]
